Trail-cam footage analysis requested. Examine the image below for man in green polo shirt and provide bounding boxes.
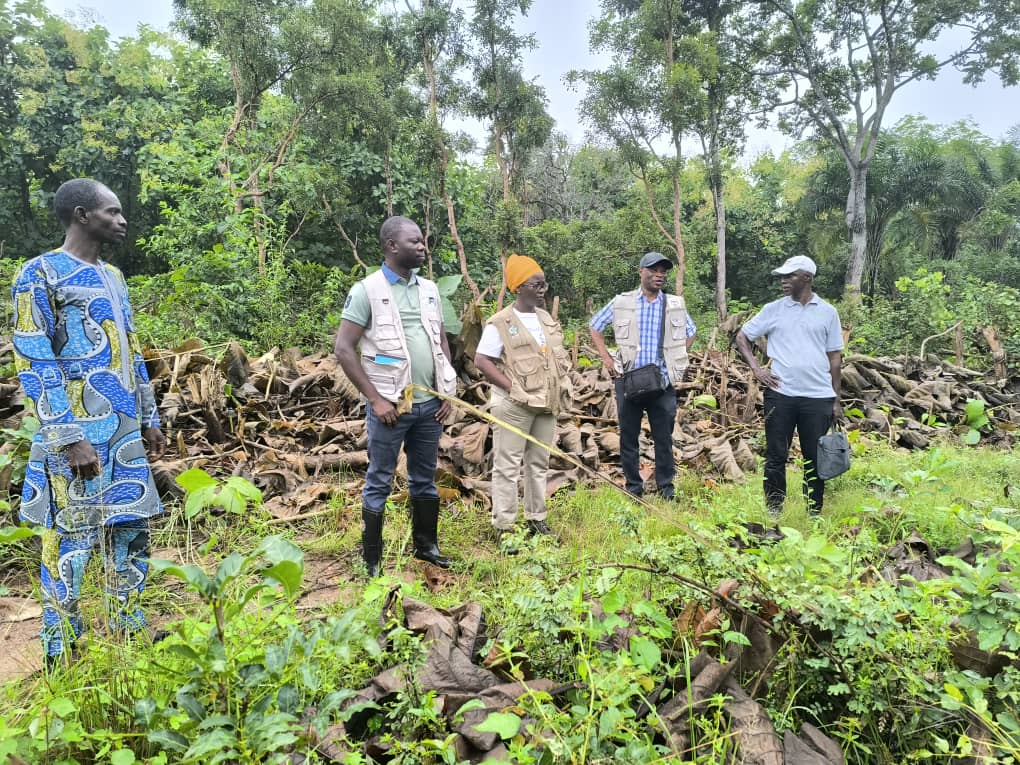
[334,216,456,577]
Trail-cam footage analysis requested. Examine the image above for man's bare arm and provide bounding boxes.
[589,328,619,379]
[334,319,398,426]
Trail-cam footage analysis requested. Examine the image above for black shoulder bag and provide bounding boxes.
[620,300,669,404]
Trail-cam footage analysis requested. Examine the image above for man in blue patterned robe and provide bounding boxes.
[11,178,165,666]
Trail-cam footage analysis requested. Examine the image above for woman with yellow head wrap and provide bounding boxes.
[475,254,573,554]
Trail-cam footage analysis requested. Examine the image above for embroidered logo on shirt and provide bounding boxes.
[508,325,519,336]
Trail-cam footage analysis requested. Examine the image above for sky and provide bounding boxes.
[43,0,1020,159]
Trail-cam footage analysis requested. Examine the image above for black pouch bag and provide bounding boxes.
[621,363,667,403]
[620,305,669,404]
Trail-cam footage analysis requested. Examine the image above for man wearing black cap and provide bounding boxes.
[734,256,844,515]
[590,252,696,499]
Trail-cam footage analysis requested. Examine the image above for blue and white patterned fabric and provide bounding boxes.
[11,250,162,530]
[40,520,151,656]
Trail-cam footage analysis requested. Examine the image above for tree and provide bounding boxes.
[752,0,1020,301]
[801,128,944,295]
[571,0,706,295]
[399,0,481,299]
[172,0,380,273]
[466,0,552,307]
[685,0,772,318]
[0,0,228,271]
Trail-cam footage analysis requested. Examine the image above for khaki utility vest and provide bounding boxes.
[358,269,458,403]
[488,305,573,414]
[611,290,690,386]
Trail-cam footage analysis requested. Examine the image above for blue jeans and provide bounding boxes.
[363,397,444,514]
[614,380,677,498]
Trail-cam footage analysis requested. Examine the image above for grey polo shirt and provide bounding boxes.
[742,294,843,399]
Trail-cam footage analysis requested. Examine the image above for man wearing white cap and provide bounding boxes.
[734,256,843,515]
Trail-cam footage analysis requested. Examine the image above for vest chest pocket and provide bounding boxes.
[553,346,572,376]
[614,317,633,340]
[428,317,443,344]
[370,304,404,353]
[670,315,686,341]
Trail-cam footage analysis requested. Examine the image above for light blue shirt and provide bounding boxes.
[742,294,843,399]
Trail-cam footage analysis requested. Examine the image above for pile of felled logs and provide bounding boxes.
[0,329,1017,517]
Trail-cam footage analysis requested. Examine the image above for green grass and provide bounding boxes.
[2,437,1019,763]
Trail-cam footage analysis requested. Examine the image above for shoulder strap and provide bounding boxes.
[657,294,666,357]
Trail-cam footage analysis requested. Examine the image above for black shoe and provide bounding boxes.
[410,498,451,568]
[526,519,555,537]
[495,529,519,556]
[362,509,384,578]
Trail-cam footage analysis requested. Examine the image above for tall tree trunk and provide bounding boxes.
[419,3,479,302]
[664,24,686,297]
[384,147,394,217]
[702,130,727,320]
[672,172,686,295]
[713,182,727,320]
[495,125,510,311]
[844,162,868,302]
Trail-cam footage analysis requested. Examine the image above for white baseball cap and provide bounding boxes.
[771,255,817,276]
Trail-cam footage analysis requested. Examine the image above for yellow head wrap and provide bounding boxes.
[505,253,543,293]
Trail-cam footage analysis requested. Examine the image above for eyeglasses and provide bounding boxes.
[521,280,547,291]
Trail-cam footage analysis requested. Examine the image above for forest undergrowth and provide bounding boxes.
[0,440,1018,764]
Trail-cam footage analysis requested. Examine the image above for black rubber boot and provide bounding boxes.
[362,509,384,578]
[410,497,451,568]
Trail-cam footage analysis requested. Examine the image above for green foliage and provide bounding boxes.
[849,268,1020,363]
[175,469,263,520]
[140,536,380,762]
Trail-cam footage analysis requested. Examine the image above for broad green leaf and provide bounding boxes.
[943,683,963,701]
[184,484,217,519]
[473,712,521,740]
[601,588,626,615]
[599,706,622,738]
[149,560,213,596]
[0,526,41,543]
[146,730,188,754]
[263,560,303,598]
[964,398,985,423]
[723,630,752,647]
[962,428,981,445]
[259,536,304,567]
[47,697,77,717]
[183,728,240,761]
[217,486,244,515]
[223,476,262,502]
[693,394,718,409]
[436,274,463,296]
[176,691,207,722]
[110,749,136,765]
[213,553,245,588]
[176,468,218,493]
[629,636,661,672]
